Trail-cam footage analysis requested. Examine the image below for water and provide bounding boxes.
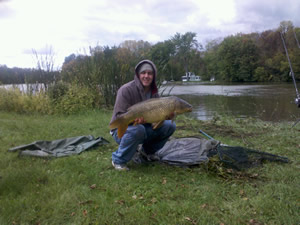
[1,83,45,93]
[161,83,300,122]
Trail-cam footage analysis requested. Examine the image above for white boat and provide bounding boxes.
[182,72,201,82]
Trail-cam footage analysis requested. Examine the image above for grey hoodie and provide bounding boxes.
[109,60,159,125]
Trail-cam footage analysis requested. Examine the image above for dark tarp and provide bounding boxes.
[155,137,219,166]
[8,135,109,158]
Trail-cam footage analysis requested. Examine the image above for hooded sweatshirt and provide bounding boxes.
[109,60,159,125]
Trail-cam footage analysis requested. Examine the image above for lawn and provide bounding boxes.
[0,110,299,224]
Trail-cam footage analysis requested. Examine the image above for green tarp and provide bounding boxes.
[9,135,109,158]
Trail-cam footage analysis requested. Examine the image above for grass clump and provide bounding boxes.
[0,111,299,224]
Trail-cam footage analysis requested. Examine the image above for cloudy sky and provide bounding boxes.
[1,0,300,69]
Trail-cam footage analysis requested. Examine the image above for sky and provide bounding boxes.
[1,0,300,69]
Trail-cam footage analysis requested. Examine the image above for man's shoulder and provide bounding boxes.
[118,80,137,93]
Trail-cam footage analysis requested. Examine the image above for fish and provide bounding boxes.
[109,96,192,138]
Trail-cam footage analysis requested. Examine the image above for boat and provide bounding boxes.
[182,72,201,82]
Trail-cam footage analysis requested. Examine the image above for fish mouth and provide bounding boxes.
[187,107,193,112]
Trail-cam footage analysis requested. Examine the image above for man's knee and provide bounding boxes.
[127,124,146,140]
[164,120,176,135]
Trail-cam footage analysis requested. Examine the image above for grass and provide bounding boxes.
[0,110,299,224]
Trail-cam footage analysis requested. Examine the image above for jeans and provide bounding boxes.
[111,120,176,164]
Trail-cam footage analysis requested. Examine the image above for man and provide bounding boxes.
[110,59,176,170]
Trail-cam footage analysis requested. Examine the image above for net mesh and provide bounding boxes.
[208,144,289,170]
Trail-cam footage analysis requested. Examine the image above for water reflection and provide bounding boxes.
[162,83,300,122]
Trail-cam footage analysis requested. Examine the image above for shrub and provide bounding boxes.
[0,87,51,114]
[47,81,69,101]
[53,84,97,114]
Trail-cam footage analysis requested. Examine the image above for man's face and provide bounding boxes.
[139,70,154,88]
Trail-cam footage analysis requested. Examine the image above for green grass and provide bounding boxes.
[0,111,299,224]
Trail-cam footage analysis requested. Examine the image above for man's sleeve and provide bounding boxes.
[114,87,132,118]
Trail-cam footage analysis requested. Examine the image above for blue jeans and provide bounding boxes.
[112,120,176,164]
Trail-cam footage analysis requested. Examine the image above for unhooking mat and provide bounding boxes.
[8,135,109,158]
[155,137,219,166]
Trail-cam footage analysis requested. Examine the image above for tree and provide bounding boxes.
[202,39,222,80]
[217,34,259,81]
[148,40,175,81]
[171,32,201,74]
[32,45,58,89]
[119,40,152,59]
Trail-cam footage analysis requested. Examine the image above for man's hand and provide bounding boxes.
[133,117,146,125]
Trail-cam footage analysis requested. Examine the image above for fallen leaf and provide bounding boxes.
[201,204,207,209]
[79,200,93,205]
[117,211,124,217]
[83,209,88,216]
[248,219,263,225]
[71,212,75,216]
[250,173,259,178]
[185,217,197,225]
[132,195,137,199]
[240,190,245,196]
[151,198,157,203]
[115,200,125,205]
[90,184,96,189]
[151,213,157,219]
[162,178,167,185]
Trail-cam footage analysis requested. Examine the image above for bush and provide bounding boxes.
[53,84,97,114]
[0,87,51,114]
[47,81,69,101]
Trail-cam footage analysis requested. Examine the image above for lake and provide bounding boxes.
[161,82,300,122]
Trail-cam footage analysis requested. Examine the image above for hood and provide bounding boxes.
[134,59,158,95]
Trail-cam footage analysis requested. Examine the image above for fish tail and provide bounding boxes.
[117,124,128,138]
[109,117,128,138]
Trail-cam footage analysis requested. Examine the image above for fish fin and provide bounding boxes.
[117,124,128,138]
[109,119,118,130]
[172,112,177,122]
[152,120,164,129]
[109,117,128,138]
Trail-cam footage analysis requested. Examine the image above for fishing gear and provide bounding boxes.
[199,129,289,170]
[293,28,300,49]
[280,31,300,108]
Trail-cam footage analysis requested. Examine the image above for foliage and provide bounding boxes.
[147,40,176,81]
[216,34,259,82]
[0,83,100,115]
[0,111,299,224]
[52,83,97,114]
[0,66,58,84]
[61,46,136,107]
[0,87,51,114]
[171,32,201,74]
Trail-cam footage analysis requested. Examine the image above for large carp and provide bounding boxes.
[109,96,192,138]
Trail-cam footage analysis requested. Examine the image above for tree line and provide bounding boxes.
[1,21,300,106]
